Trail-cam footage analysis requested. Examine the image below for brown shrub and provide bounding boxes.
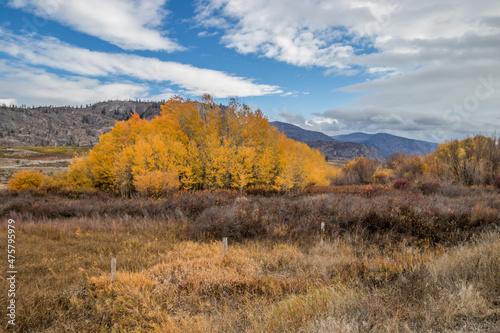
[493,175,500,190]
[418,180,442,195]
[393,178,411,190]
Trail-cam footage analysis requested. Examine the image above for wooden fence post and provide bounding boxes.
[223,237,228,258]
[320,223,325,246]
[111,258,116,283]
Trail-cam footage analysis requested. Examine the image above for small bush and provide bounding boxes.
[493,175,500,190]
[372,168,395,184]
[8,170,45,191]
[359,185,384,198]
[418,180,441,195]
[393,178,411,190]
[438,183,471,197]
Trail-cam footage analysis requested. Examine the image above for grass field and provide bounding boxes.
[1,187,499,332]
[0,147,90,159]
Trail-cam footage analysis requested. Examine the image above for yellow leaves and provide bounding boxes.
[372,168,395,184]
[134,170,180,198]
[8,170,44,190]
[230,145,256,192]
[68,96,333,196]
[427,135,500,185]
[67,154,94,188]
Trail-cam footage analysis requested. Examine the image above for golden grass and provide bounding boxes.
[11,146,90,155]
[2,214,498,332]
[0,146,90,158]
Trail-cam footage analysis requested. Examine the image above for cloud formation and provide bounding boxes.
[199,0,500,141]
[0,60,149,106]
[7,0,183,51]
[0,29,283,98]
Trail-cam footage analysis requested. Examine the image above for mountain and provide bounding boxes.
[333,132,438,157]
[0,101,164,147]
[269,121,384,161]
[270,121,335,142]
[0,103,437,161]
[307,140,384,162]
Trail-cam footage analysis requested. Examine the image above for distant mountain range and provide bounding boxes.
[270,121,335,143]
[270,122,383,161]
[0,101,438,162]
[269,121,438,161]
[333,132,439,157]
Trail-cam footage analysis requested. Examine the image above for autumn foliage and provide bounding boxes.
[68,96,332,196]
[428,135,500,185]
[7,170,44,191]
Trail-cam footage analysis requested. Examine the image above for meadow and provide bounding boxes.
[1,185,499,332]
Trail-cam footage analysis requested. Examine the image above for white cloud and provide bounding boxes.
[0,98,18,106]
[7,0,183,51]
[195,0,500,72]
[0,61,149,106]
[195,0,374,69]
[195,0,500,141]
[0,29,283,98]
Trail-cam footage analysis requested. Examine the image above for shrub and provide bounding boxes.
[8,170,45,191]
[372,168,395,184]
[359,185,384,198]
[387,153,427,180]
[493,175,500,190]
[393,178,411,190]
[134,171,180,198]
[340,157,379,184]
[418,180,441,195]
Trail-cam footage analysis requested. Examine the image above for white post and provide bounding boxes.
[223,237,228,258]
[321,223,325,246]
[111,258,116,283]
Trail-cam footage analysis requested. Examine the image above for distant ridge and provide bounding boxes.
[0,100,164,147]
[269,121,384,161]
[333,132,438,157]
[270,121,335,143]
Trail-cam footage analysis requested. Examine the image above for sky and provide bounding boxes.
[1,0,500,142]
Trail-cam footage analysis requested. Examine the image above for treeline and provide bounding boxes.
[7,98,500,195]
[335,135,500,188]
[63,95,332,196]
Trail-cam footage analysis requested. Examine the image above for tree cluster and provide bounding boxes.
[69,96,333,196]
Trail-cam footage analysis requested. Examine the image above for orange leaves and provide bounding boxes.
[134,170,180,197]
[8,170,44,191]
[69,96,332,196]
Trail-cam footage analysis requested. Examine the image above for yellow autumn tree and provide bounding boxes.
[426,135,500,185]
[66,95,333,196]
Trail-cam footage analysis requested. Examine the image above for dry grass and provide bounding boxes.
[299,233,500,332]
[0,188,499,332]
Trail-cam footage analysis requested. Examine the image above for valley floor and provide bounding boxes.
[0,188,499,332]
[0,147,84,190]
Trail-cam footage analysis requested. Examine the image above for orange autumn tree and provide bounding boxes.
[69,95,332,196]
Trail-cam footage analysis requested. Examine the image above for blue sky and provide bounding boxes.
[1,0,500,142]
